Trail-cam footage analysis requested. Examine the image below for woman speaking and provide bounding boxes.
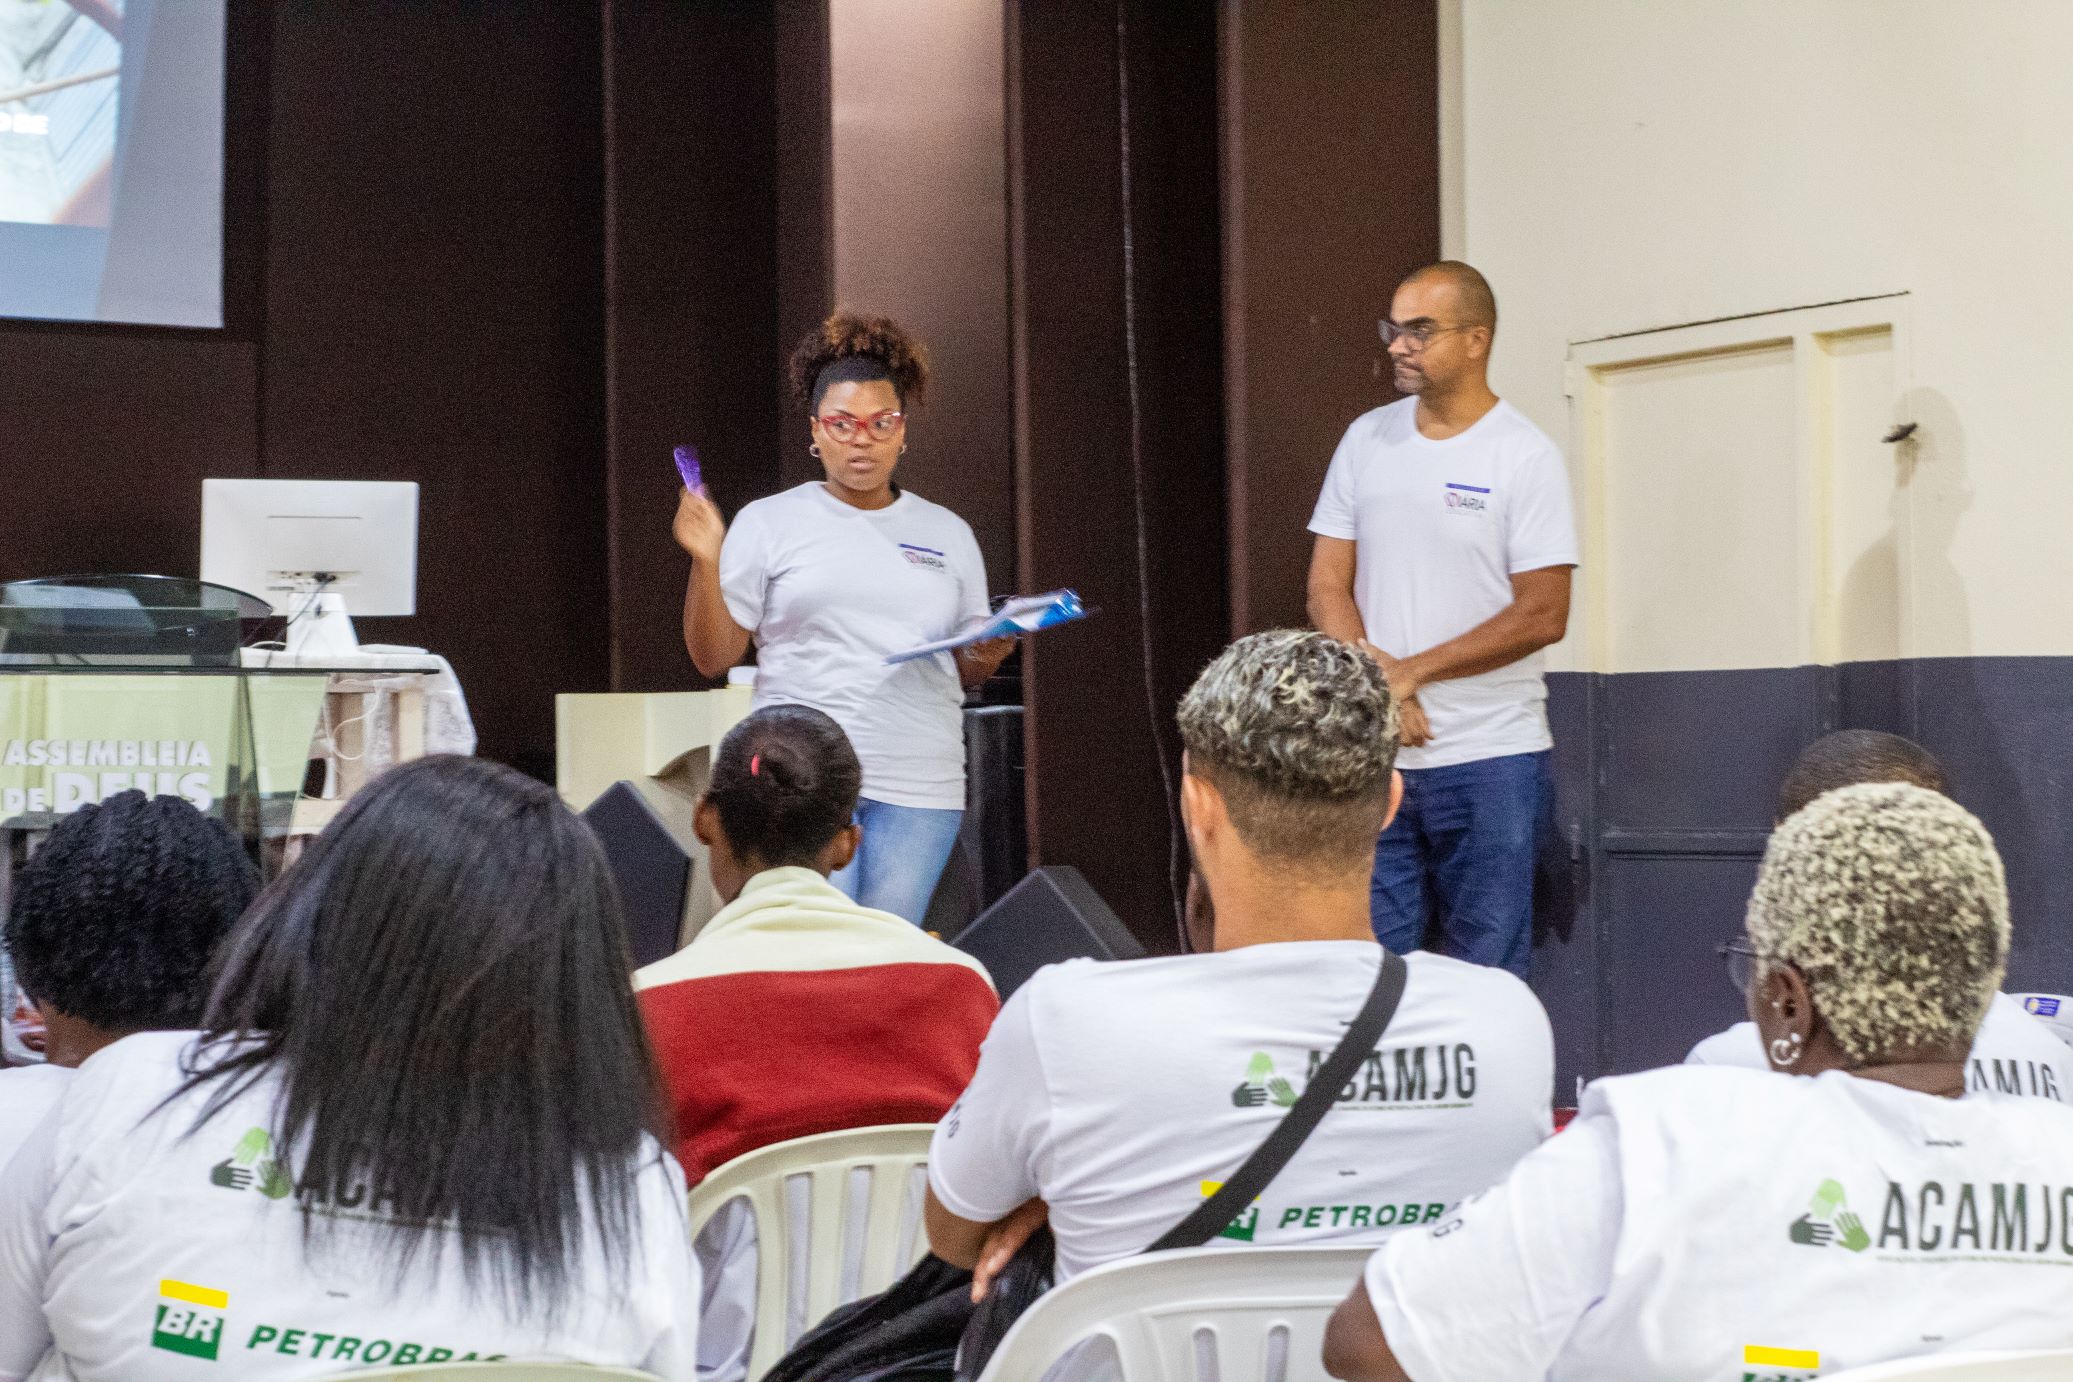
[674,312,1011,924]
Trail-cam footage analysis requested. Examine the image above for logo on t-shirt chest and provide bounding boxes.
[1442,482,1491,515]
[1969,1055,2063,1100]
[1312,1042,1477,1108]
[898,543,951,572]
[152,1279,230,1360]
[1230,1044,1477,1111]
[1845,1174,2073,1258]
[208,1125,294,1199]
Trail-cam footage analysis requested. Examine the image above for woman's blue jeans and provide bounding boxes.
[829,796,964,925]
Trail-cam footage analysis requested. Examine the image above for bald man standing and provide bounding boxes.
[1306,261,1578,977]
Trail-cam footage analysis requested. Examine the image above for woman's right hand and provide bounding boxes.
[672,488,726,564]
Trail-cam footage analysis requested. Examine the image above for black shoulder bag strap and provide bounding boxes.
[1145,948,1410,1252]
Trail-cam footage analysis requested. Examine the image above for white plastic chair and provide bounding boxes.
[1822,1351,2073,1380]
[344,1367,661,1380]
[686,1123,937,1379]
[973,1244,1371,1382]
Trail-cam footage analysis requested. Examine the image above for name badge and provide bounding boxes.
[1443,482,1490,514]
[899,543,951,572]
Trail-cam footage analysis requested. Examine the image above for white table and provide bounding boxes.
[238,646,475,833]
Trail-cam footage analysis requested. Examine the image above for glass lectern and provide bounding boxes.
[0,575,335,853]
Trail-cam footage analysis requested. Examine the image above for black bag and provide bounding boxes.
[772,950,1411,1382]
[759,1254,973,1382]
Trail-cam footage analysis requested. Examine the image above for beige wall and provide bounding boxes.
[1452,0,2073,670]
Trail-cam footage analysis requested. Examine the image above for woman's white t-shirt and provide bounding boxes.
[1365,1066,2073,1382]
[720,483,990,810]
[929,942,1554,1281]
[0,1033,699,1382]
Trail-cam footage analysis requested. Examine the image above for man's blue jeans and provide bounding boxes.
[1369,749,1552,977]
[830,796,964,925]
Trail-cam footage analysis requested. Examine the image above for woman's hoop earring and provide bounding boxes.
[809,443,822,459]
[1769,1031,1805,1067]
[899,444,907,455]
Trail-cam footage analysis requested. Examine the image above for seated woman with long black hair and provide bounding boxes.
[1324,782,2073,1382]
[0,756,699,1381]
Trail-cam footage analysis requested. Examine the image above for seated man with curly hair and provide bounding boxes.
[924,631,1555,1288]
[0,792,260,1170]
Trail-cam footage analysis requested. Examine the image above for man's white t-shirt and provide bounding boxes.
[721,483,989,810]
[0,1065,70,1175]
[0,1033,699,1382]
[1686,992,2072,1102]
[1308,398,1578,770]
[1365,1066,2073,1382]
[928,942,1554,1281]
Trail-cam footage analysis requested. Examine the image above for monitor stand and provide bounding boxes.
[284,591,359,656]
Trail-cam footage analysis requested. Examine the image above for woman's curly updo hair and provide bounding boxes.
[704,705,863,869]
[786,311,930,414]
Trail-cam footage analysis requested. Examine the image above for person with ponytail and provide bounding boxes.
[634,706,998,1382]
[672,311,1012,923]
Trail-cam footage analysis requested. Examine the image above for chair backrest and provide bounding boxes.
[974,1245,1372,1382]
[686,1123,937,1379]
[342,1366,661,1380]
[1822,1351,2073,1380]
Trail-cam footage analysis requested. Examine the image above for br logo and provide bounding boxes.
[1788,1178,1870,1253]
[152,1279,229,1360]
[1199,1179,1258,1242]
[1740,1343,1821,1379]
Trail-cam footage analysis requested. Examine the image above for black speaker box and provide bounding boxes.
[581,781,692,969]
[951,865,1145,998]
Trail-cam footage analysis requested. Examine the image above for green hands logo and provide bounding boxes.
[1232,1053,1299,1109]
[210,1126,294,1201]
[1788,1178,1871,1254]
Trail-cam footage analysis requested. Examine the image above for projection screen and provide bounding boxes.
[0,0,225,327]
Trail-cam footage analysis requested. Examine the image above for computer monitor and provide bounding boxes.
[200,480,418,654]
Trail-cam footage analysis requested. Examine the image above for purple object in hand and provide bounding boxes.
[673,444,706,496]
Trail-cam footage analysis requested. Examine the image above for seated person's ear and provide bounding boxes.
[1183,869,1215,954]
[692,797,720,848]
[821,822,862,875]
[1179,771,1221,844]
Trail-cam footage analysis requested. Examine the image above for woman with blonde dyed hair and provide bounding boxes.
[1325,782,2073,1382]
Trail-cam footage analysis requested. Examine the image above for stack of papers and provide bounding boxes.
[885,590,1089,665]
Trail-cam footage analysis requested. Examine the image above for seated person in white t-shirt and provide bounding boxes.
[1685,729,2071,1100]
[925,630,1555,1291]
[0,790,258,1173]
[0,756,700,1382]
[1326,783,2073,1382]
